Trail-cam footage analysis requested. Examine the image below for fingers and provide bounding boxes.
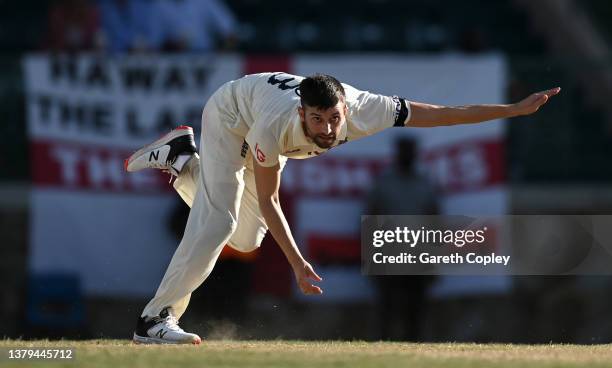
[530,87,559,109]
[515,87,559,116]
[306,266,323,282]
[307,285,323,294]
[295,262,324,295]
[301,282,323,295]
[538,87,561,97]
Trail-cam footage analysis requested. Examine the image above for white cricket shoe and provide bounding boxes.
[133,308,202,345]
[124,125,197,176]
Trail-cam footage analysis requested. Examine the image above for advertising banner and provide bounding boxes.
[25,54,507,298]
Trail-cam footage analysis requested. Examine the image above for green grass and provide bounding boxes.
[2,340,612,368]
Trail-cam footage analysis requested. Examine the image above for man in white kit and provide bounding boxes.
[125,72,560,344]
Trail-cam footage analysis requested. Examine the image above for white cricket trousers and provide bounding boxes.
[141,86,286,319]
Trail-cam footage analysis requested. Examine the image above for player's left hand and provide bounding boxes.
[513,87,561,116]
[293,261,323,295]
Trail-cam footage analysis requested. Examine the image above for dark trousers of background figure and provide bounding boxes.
[191,259,252,326]
[374,275,434,341]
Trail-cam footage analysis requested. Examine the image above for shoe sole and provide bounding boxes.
[132,332,202,345]
[124,126,193,172]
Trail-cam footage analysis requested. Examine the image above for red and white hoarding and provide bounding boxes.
[25,54,508,299]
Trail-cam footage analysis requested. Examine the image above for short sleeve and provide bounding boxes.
[344,84,411,138]
[245,121,281,167]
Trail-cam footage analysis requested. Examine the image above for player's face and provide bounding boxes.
[299,101,347,149]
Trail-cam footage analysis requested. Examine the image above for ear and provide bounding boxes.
[298,106,305,120]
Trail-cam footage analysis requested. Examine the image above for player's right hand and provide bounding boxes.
[293,261,323,295]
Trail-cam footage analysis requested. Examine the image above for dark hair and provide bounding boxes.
[298,74,345,109]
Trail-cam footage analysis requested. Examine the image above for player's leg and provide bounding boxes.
[172,154,200,207]
[124,125,201,208]
[124,126,197,177]
[226,163,266,253]
[134,159,244,344]
[227,156,288,252]
[133,99,247,344]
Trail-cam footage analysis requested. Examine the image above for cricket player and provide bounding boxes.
[125,72,560,344]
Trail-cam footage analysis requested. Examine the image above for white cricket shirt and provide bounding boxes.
[220,72,411,167]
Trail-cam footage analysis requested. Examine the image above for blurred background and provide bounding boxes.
[2,0,612,343]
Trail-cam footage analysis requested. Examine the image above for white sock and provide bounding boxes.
[173,154,195,173]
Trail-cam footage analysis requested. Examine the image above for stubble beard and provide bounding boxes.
[302,120,336,149]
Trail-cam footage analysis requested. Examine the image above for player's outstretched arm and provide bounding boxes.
[407,87,561,127]
[253,158,323,295]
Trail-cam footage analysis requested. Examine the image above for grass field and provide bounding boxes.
[2,340,612,368]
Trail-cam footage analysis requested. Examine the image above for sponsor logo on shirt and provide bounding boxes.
[255,143,266,163]
[240,140,249,158]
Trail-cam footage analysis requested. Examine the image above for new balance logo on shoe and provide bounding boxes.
[155,329,168,338]
[149,150,160,162]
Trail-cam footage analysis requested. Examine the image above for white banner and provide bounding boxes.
[25,54,243,297]
[25,53,508,298]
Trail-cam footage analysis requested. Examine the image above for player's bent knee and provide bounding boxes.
[192,216,238,247]
[223,218,239,241]
[227,240,260,253]
[227,225,267,252]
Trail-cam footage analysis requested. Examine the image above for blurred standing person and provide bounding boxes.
[366,137,438,341]
[45,0,102,52]
[150,0,237,53]
[98,0,155,53]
